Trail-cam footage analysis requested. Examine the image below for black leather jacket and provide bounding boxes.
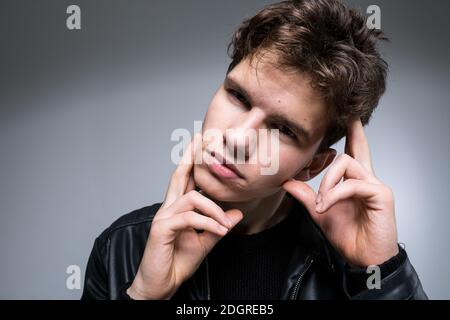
[81,201,428,300]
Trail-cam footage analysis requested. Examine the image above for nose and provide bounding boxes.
[224,108,264,163]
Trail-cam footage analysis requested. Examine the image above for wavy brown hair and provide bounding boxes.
[226,0,388,151]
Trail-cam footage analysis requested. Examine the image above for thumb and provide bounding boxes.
[225,209,244,227]
[198,209,244,253]
[282,179,319,220]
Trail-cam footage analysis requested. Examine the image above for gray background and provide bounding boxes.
[0,0,449,299]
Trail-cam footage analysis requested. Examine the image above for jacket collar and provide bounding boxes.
[279,195,335,299]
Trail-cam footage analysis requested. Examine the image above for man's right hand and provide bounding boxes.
[127,133,243,299]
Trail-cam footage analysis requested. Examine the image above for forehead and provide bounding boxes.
[227,54,329,141]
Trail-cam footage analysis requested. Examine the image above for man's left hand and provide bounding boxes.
[283,116,399,268]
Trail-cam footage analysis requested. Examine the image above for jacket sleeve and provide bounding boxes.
[343,248,428,300]
[80,237,110,300]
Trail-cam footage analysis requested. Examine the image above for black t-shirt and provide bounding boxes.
[207,208,299,300]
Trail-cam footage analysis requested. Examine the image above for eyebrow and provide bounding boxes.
[224,75,312,142]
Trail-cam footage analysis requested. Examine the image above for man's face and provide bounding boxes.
[194,53,330,202]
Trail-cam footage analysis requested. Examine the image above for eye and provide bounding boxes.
[271,123,296,139]
[227,88,250,108]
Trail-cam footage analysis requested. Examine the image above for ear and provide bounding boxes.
[294,148,337,181]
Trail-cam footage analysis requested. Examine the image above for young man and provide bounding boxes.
[82,0,427,300]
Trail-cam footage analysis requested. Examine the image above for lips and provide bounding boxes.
[206,149,244,179]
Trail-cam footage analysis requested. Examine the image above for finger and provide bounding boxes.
[317,153,379,202]
[168,190,233,229]
[316,179,381,213]
[163,133,202,209]
[164,211,229,237]
[186,172,196,194]
[282,179,317,218]
[345,117,374,173]
[185,134,202,193]
[198,209,244,253]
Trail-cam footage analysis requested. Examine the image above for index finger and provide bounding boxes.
[162,133,202,208]
[344,116,374,174]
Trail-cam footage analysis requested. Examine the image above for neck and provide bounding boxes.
[200,188,294,235]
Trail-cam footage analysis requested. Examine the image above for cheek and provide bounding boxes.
[278,147,304,175]
[239,146,301,188]
[203,89,234,128]
[260,146,309,182]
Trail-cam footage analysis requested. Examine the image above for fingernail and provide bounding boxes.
[316,202,324,213]
[316,194,322,204]
[225,218,233,228]
[218,225,229,234]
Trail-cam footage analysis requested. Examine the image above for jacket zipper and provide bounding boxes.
[290,256,314,300]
